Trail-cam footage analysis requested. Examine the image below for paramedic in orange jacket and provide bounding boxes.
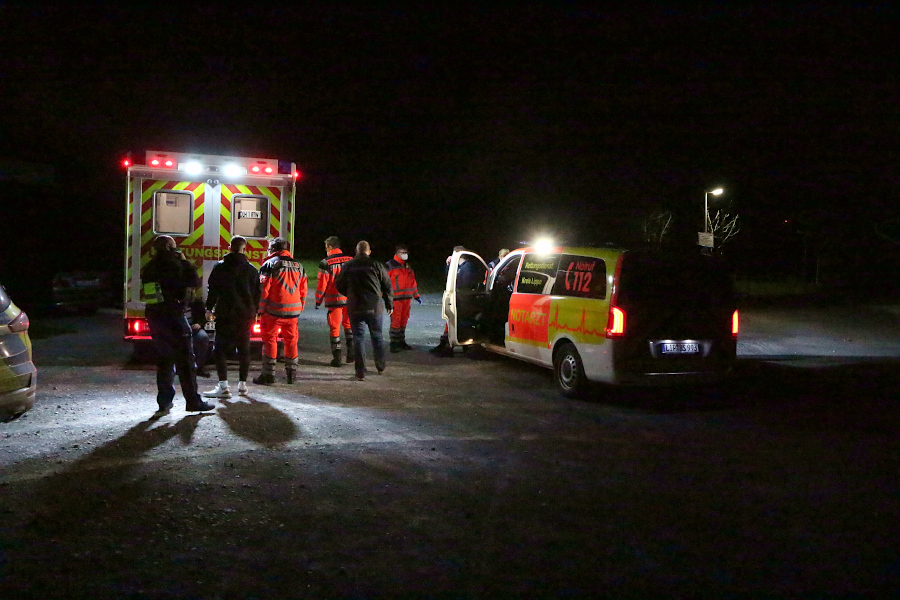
[385,244,421,353]
[315,236,353,367]
[253,237,307,385]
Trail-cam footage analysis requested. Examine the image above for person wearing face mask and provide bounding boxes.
[384,244,421,353]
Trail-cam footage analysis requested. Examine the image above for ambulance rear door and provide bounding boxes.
[442,251,489,346]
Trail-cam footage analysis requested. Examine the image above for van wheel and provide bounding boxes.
[554,342,587,398]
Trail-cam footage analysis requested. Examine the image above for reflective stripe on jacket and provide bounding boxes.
[315,248,352,308]
[385,256,419,302]
[259,251,308,318]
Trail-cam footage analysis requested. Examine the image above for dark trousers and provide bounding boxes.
[213,319,252,382]
[192,327,210,370]
[148,311,200,407]
[350,310,385,376]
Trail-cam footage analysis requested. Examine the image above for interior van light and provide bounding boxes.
[223,164,243,177]
[183,161,203,175]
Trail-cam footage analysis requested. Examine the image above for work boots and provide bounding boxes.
[330,336,343,367]
[285,356,298,384]
[389,341,402,353]
[430,336,453,357]
[344,329,354,363]
[253,355,277,385]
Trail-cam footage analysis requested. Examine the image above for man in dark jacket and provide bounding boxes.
[141,235,214,414]
[203,236,261,399]
[335,240,393,380]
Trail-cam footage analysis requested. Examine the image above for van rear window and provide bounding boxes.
[617,252,734,306]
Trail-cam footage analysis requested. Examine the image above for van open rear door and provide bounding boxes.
[441,251,489,347]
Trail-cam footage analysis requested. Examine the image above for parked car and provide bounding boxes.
[0,282,37,421]
[442,244,738,397]
[50,271,111,314]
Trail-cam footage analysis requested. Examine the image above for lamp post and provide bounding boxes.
[704,188,724,233]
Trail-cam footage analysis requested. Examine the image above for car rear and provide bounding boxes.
[0,284,37,421]
[607,249,737,385]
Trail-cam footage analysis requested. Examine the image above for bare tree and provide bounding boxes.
[642,210,673,243]
[708,210,740,253]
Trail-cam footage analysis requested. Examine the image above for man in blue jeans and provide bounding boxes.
[335,240,393,380]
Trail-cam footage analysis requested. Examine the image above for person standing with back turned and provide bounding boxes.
[141,235,215,414]
[203,236,261,399]
[315,235,354,367]
[254,237,307,385]
[335,241,393,380]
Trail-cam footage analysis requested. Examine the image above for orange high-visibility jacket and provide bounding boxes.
[259,250,307,318]
[315,248,352,308]
[385,255,420,302]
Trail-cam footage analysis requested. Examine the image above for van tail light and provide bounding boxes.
[252,322,262,335]
[125,318,151,338]
[732,310,740,338]
[606,306,626,338]
[9,311,29,333]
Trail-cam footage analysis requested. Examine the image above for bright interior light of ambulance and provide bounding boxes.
[732,310,739,337]
[606,306,626,337]
[533,237,554,255]
[223,164,243,177]
[184,162,202,175]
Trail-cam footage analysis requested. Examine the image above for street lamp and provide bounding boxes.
[704,188,724,233]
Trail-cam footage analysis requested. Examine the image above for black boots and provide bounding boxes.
[286,371,294,384]
[430,337,453,357]
[390,341,402,353]
[253,373,275,385]
[331,349,343,367]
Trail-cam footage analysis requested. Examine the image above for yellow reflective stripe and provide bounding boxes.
[142,282,163,304]
[259,186,280,230]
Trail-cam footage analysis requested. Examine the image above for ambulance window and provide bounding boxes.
[154,191,193,235]
[233,195,269,238]
[551,255,607,299]
[516,253,559,294]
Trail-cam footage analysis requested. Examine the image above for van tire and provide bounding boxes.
[554,342,587,398]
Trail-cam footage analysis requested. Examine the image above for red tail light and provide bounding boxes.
[251,165,261,173]
[125,318,151,338]
[252,323,262,334]
[732,310,739,338]
[606,306,626,338]
[9,311,29,333]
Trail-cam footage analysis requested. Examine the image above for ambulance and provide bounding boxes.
[442,243,739,397]
[123,150,299,345]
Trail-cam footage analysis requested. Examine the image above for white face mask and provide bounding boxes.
[399,253,409,261]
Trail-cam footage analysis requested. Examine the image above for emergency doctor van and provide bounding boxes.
[441,244,739,397]
[123,150,298,345]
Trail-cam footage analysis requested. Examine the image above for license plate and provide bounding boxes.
[204,321,216,331]
[660,342,699,354]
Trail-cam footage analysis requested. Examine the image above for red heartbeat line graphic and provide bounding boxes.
[548,305,604,338]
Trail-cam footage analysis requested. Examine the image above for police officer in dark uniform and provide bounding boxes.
[142,235,215,414]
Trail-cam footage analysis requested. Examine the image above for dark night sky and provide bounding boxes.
[1,4,898,279]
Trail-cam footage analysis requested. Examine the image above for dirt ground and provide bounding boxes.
[1,297,899,598]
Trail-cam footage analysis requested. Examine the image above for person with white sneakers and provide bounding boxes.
[203,236,261,399]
